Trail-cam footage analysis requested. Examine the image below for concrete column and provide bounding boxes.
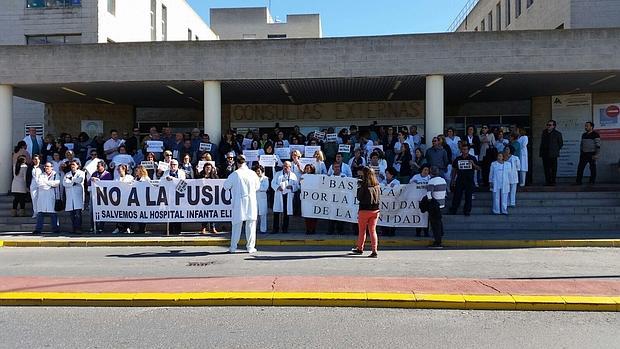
[425,75,444,148]
[0,85,13,194]
[204,81,222,145]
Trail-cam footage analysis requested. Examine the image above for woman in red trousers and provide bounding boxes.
[351,166,381,258]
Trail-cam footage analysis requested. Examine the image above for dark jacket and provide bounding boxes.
[357,185,380,211]
[539,129,563,158]
[464,135,481,155]
[419,196,442,220]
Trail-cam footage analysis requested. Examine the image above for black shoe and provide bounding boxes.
[32,230,41,234]
[368,252,378,258]
[350,248,363,255]
[428,242,443,249]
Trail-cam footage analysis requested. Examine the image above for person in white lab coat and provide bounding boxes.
[489,153,512,215]
[271,161,299,234]
[503,146,521,207]
[27,155,44,218]
[223,155,261,253]
[63,160,85,234]
[33,162,61,234]
[253,164,270,234]
[517,128,529,186]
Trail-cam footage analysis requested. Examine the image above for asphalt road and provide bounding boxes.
[1,246,619,279]
[0,307,618,349]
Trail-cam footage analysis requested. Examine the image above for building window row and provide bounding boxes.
[480,0,534,31]
[26,0,81,8]
[26,34,81,45]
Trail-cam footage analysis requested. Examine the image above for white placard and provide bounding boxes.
[243,150,260,163]
[338,144,351,153]
[304,145,322,158]
[259,154,277,168]
[112,154,133,166]
[196,161,217,173]
[314,131,325,141]
[242,138,253,150]
[290,144,305,156]
[157,161,170,172]
[199,143,212,152]
[275,147,291,160]
[326,133,337,142]
[84,158,100,174]
[298,158,316,170]
[64,143,75,151]
[141,161,155,170]
[146,141,164,153]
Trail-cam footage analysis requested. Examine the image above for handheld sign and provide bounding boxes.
[199,142,212,152]
[326,133,337,142]
[314,131,325,141]
[275,147,291,160]
[242,138,253,150]
[141,161,155,170]
[113,154,134,166]
[157,161,170,172]
[290,144,305,156]
[243,150,260,163]
[259,154,277,168]
[304,145,322,158]
[299,157,316,170]
[338,144,351,153]
[84,158,100,174]
[64,143,75,151]
[146,141,164,153]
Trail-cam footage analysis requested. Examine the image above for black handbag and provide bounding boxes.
[54,174,64,212]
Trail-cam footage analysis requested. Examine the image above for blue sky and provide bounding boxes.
[187,0,471,36]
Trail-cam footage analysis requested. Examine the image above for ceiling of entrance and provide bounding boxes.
[12,72,619,108]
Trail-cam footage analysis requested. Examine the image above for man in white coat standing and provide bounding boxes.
[23,127,43,157]
[489,153,512,215]
[33,162,61,234]
[63,161,85,234]
[271,161,299,234]
[224,155,261,253]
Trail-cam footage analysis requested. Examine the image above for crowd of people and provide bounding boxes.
[11,120,599,246]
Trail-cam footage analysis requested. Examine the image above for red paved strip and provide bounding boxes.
[0,276,619,296]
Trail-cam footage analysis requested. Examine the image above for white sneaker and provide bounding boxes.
[126,228,132,234]
[112,228,120,234]
[247,248,258,254]
[228,248,242,254]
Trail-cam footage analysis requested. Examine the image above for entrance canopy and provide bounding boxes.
[11,71,619,107]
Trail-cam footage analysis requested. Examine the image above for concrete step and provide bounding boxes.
[468,206,620,215]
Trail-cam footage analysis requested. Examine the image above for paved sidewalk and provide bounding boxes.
[1,276,619,311]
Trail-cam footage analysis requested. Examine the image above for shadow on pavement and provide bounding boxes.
[245,253,355,261]
[105,250,231,258]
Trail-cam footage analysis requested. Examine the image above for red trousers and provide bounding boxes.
[356,210,379,252]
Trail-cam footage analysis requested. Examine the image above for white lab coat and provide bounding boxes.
[271,170,299,214]
[490,161,512,214]
[518,135,529,172]
[223,164,260,225]
[257,175,270,216]
[36,171,61,213]
[63,170,85,211]
[29,166,43,214]
[505,155,521,207]
[23,135,43,156]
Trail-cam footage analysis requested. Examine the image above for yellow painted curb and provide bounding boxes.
[0,239,618,248]
[0,292,618,311]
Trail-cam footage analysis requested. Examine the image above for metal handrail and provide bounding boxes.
[447,0,480,32]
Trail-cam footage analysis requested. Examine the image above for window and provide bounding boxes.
[26,0,81,8]
[516,0,522,17]
[506,0,511,26]
[527,0,533,8]
[496,3,501,31]
[188,29,192,41]
[481,19,485,31]
[488,12,493,31]
[161,5,167,41]
[107,0,115,15]
[26,34,81,45]
[150,0,156,41]
[267,34,287,39]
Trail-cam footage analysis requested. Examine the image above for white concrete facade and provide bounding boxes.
[425,75,445,148]
[204,81,222,147]
[0,86,14,193]
[210,7,321,40]
[455,0,620,32]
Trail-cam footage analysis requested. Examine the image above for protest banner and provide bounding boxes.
[275,147,291,160]
[243,150,260,162]
[199,143,212,152]
[338,144,351,153]
[146,141,164,153]
[91,179,232,223]
[304,145,322,158]
[300,175,427,227]
[259,154,277,167]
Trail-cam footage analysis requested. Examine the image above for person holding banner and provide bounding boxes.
[90,160,113,233]
[224,155,260,253]
[253,164,270,235]
[300,164,319,235]
[312,150,327,175]
[327,153,352,178]
[425,166,447,247]
[111,164,135,234]
[63,160,85,234]
[133,165,151,235]
[271,161,299,234]
[380,167,400,237]
[180,153,195,179]
[199,162,220,235]
[351,166,381,258]
[164,159,186,235]
[348,148,366,178]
